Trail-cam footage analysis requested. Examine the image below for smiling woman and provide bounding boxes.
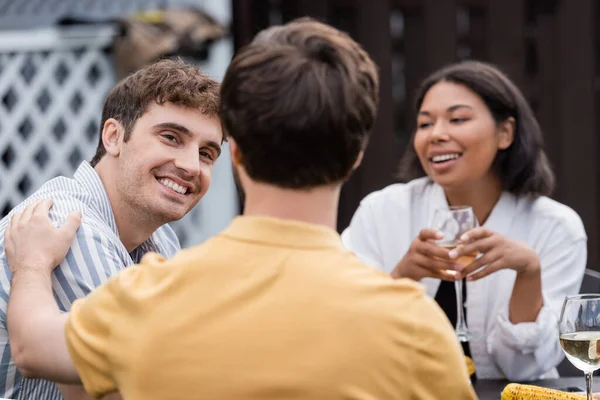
[411,80,515,196]
[341,60,587,382]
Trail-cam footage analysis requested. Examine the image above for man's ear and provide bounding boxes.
[352,150,364,170]
[497,117,515,150]
[102,118,125,157]
[229,138,243,167]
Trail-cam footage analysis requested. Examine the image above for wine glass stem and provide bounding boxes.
[585,372,593,400]
[455,279,468,335]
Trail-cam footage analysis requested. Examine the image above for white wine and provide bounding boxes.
[439,243,478,267]
[560,332,600,372]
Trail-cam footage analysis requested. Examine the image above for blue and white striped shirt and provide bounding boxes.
[0,161,181,399]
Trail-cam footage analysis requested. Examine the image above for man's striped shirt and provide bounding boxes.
[0,161,181,399]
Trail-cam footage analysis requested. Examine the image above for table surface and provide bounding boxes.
[475,377,599,399]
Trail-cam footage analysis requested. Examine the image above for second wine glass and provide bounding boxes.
[559,294,600,400]
[431,206,479,342]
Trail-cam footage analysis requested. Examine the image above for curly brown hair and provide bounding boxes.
[90,58,220,166]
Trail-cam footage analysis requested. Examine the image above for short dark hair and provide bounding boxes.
[398,60,555,197]
[219,17,379,189]
[90,58,221,167]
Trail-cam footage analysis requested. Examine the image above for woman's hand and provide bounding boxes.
[391,229,462,282]
[450,227,541,281]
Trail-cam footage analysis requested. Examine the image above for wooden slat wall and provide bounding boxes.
[231,0,599,270]
[424,0,456,69]
[556,0,597,269]
[488,0,526,87]
[231,0,270,49]
[537,10,561,187]
[341,0,398,230]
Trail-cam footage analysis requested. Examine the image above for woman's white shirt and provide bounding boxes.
[341,177,587,381]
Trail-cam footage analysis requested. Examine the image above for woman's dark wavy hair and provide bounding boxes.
[398,60,555,197]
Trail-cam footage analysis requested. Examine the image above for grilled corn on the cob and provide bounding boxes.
[501,383,585,399]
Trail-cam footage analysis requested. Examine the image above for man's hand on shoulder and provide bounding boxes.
[5,199,82,276]
[6,199,82,384]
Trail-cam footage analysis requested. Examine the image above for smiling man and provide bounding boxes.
[0,58,222,400]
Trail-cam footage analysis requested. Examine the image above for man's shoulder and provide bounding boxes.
[337,265,452,332]
[310,260,464,374]
[344,274,463,366]
[309,251,432,309]
[3,177,93,220]
[3,172,119,234]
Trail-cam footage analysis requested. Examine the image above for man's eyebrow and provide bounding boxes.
[155,122,222,156]
[153,122,192,135]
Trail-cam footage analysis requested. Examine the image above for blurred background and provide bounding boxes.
[0,0,597,272]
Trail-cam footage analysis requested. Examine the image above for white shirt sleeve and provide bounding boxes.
[487,236,587,381]
[341,199,386,271]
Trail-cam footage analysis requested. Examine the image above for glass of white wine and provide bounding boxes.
[431,206,479,342]
[559,294,600,400]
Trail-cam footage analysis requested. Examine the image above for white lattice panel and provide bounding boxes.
[0,0,207,30]
[0,48,115,216]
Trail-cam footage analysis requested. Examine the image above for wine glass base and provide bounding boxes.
[456,330,482,342]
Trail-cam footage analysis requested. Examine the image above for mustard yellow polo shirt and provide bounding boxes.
[65,216,476,399]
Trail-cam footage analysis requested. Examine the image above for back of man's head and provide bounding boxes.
[220,18,379,189]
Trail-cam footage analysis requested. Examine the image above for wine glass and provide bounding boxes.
[559,294,600,400]
[431,206,479,342]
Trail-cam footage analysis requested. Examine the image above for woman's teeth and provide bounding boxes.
[432,153,461,163]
